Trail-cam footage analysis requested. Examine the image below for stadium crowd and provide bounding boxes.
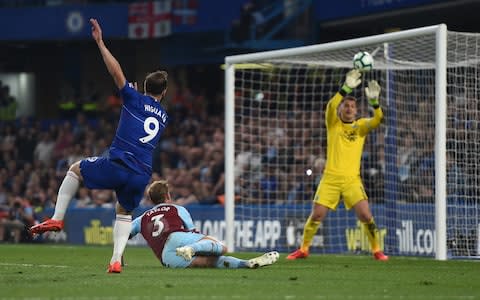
[0,75,227,242]
[1,67,475,243]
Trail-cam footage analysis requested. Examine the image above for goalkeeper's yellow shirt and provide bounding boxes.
[324,92,383,177]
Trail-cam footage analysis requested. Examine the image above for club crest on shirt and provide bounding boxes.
[343,130,357,142]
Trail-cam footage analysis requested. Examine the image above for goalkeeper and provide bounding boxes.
[287,69,388,261]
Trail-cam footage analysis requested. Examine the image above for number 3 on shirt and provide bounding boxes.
[151,214,164,237]
[140,117,160,143]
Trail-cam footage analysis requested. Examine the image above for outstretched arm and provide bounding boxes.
[359,80,384,134]
[366,80,384,128]
[90,18,126,90]
[325,69,362,126]
[365,80,381,109]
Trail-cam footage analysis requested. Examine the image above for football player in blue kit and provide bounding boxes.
[129,180,279,269]
[30,18,169,273]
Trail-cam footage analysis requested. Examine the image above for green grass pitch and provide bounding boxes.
[1,244,479,299]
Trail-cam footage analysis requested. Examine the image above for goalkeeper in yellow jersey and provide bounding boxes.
[287,69,388,261]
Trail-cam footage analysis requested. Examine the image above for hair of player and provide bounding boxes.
[148,180,169,204]
[145,70,168,96]
[341,95,357,103]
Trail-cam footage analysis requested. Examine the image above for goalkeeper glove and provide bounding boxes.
[341,69,362,94]
[365,80,381,108]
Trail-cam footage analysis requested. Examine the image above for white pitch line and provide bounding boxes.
[0,262,68,268]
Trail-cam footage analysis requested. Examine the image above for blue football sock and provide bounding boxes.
[215,256,249,269]
[190,239,224,255]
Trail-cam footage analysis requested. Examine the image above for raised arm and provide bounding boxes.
[365,80,384,129]
[358,80,384,134]
[325,69,362,126]
[90,18,126,90]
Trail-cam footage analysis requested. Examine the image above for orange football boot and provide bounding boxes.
[286,249,309,260]
[107,261,122,273]
[30,219,64,235]
[373,251,389,261]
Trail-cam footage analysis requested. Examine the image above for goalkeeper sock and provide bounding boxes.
[300,216,321,252]
[215,256,248,269]
[190,239,224,256]
[52,171,80,221]
[362,218,381,253]
[110,214,132,264]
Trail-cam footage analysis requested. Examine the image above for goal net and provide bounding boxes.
[224,25,480,260]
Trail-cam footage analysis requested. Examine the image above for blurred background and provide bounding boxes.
[0,0,478,244]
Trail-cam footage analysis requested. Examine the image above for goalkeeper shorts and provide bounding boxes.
[313,173,368,210]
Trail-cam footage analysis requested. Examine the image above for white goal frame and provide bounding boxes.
[224,24,448,260]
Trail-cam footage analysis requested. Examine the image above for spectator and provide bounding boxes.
[397,130,418,201]
[1,124,16,153]
[0,85,17,122]
[79,81,100,118]
[0,180,8,213]
[89,190,115,209]
[34,132,55,165]
[0,196,34,243]
[260,165,278,203]
[72,112,89,142]
[57,81,78,119]
[0,70,231,215]
[53,121,74,160]
[15,127,38,164]
[231,1,264,42]
[208,149,225,199]
[75,187,93,208]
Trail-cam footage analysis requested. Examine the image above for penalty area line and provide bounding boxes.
[0,262,68,268]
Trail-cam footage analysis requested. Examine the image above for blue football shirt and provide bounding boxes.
[109,82,168,174]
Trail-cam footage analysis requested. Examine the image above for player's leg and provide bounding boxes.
[30,161,82,234]
[52,161,82,220]
[109,172,149,273]
[301,203,329,252]
[352,200,388,261]
[245,251,280,268]
[177,236,255,269]
[183,252,276,269]
[345,178,388,261]
[163,232,209,268]
[168,232,254,269]
[189,252,280,269]
[189,255,250,268]
[287,175,338,260]
[176,235,226,260]
[184,246,252,269]
[287,204,329,260]
[108,202,132,273]
[169,232,279,269]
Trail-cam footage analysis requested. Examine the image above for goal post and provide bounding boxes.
[224,24,479,260]
[434,24,448,261]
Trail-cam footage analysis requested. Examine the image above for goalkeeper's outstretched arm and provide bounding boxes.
[362,80,384,131]
[325,69,362,125]
[365,80,381,109]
